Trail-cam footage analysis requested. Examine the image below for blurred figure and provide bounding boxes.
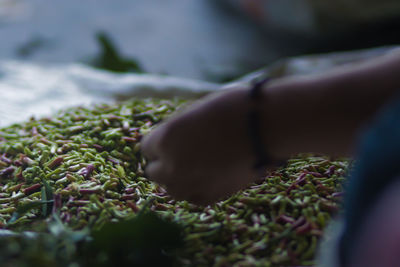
[338,92,400,267]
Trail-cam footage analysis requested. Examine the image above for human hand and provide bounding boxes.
[141,89,263,205]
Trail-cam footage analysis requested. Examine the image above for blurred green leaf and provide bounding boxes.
[8,200,53,225]
[41,179,53,217]
[91,31,144,73]
[85,210,183,267]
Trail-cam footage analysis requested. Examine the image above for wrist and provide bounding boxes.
[260,76,355,157]
[247,78,286,171]
[258,78,317,159]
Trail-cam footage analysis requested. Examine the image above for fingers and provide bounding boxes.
[144,160,203,204]
[144,160,169,184]
[167,185,216,206]
[144,158,252,206]
[145,161,214,205]
[141,125,166,161]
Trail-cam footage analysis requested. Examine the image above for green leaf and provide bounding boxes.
[85,210,183,267]
[49,213,90,244]
[41,179,53,217]
[8,200,53,225]
[90,31,144,73]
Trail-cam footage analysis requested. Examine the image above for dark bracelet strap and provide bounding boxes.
[250,77,269,100]
[247,77,271,173]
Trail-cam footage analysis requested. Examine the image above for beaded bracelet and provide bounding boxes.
[247,77,273,174]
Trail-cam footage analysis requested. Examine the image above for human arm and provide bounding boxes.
[141,49,400,205]
[260,49,400,159]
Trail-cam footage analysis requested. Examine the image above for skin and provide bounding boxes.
[142,49,400,205]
